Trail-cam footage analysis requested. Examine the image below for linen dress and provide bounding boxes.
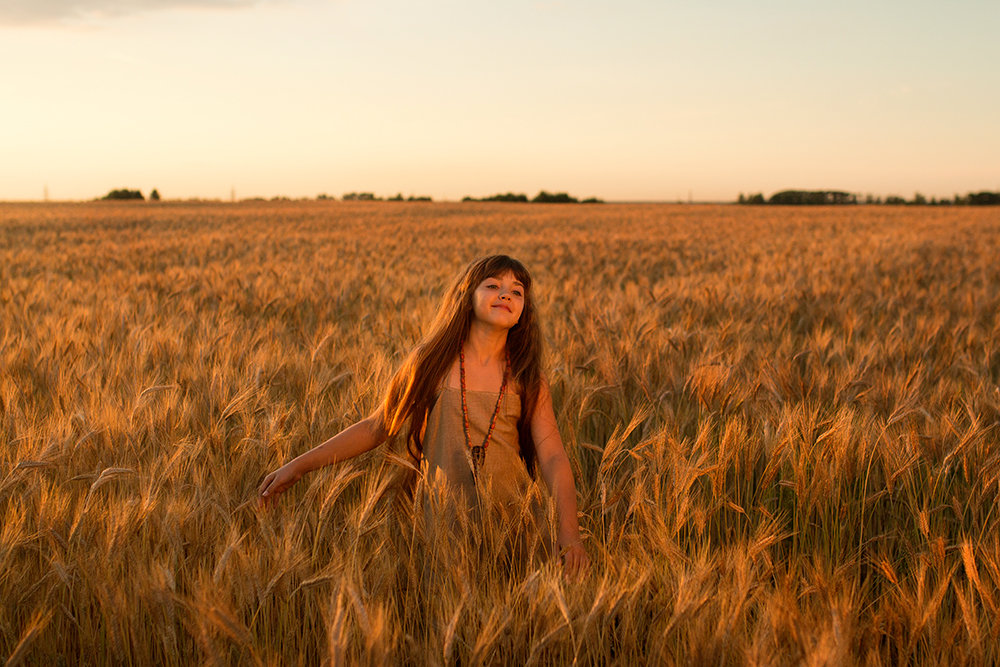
[418,385,551,565]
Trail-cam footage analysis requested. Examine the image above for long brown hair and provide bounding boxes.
[380,255,544,475]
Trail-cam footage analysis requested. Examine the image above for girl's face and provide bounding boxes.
[471,271,525,329]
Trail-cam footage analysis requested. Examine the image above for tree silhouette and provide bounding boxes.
[968,191,1000,205]
[101,188,144,201]
[768,190,856,205]
[532,191,577,203]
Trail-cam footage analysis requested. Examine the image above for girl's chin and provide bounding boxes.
[474,314,518,329]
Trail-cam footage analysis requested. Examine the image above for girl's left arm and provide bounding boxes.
[532,379,590,577]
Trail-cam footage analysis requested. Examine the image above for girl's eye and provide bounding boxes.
[513,290,523,297]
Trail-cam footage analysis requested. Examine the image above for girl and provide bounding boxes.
[258,255,589,577]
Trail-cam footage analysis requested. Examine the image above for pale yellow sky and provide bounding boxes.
[2,0,998,202]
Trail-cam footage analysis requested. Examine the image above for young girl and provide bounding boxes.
[258,255,589,577]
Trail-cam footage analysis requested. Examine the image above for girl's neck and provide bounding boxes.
[464,321,508,366]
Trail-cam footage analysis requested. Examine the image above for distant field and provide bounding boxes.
[2,201,999,664]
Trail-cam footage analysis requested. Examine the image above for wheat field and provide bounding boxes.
[1,200,999,665]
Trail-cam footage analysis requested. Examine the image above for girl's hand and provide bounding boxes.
[559,539,590,580]
[257,461,302,508]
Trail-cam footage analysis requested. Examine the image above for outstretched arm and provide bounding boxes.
[531,379,590,578]
[257,412,387,507]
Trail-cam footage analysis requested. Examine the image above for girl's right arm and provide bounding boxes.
[257,413,387,507]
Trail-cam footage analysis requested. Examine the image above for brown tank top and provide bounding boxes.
[421,386,532,507]
[418,386,553,564]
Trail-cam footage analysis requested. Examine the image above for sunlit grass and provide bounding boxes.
[2,200,999,664]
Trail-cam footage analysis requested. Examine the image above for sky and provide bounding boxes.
[1,0,998,202]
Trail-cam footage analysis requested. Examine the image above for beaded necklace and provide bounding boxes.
[459,346,508,479]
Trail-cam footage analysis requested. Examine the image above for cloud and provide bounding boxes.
[0,0,261,26]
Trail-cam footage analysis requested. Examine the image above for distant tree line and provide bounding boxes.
[738,189,1000,206]
[94,187,609,203]
[100,188,160,201]
[464,192,529,202]
[388,193,432,201]
[327,192,433,201]
[958,191,1000,205]
[462,190,603,204]
[739,190,857,205]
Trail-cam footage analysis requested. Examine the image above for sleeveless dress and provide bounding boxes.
[422,386,529,505]
[417,385,551,567]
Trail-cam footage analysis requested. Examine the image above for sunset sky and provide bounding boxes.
[2,0,997,202]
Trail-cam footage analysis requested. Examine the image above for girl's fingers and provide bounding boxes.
[257,471,284,508]
[563,544,590,579]
[258,473,274,496]
[561,545,590,580]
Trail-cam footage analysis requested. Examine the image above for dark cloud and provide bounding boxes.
[0,0,260,25]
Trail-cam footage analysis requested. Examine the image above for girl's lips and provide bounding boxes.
[493,304,512,312]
